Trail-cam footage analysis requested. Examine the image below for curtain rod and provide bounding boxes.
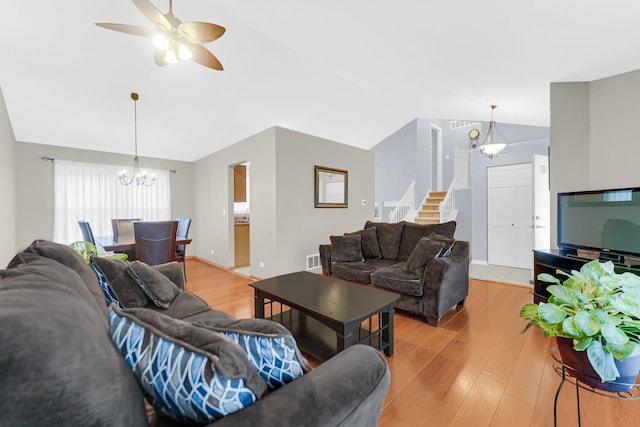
[40,156,177,173]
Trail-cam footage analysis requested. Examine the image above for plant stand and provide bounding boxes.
[550,346,640,426]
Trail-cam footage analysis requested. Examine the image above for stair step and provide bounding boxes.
[429,191,447,197]
[415,217,440,225]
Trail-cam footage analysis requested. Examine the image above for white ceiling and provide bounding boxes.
[3,1,640,162]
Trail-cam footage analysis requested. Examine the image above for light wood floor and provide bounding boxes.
[184,259,640,427]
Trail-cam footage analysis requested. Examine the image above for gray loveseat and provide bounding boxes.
[0,240,390,427]
[320,221,469,326]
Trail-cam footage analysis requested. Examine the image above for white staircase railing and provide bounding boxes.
[389,180,415,223]
[439,178,457,222]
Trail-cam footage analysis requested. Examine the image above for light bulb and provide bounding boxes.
[164,48,178,64]
[178,44,192,60]
[153,34,170,50]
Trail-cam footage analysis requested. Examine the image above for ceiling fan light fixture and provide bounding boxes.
[153,33,169,50]
[178,43,192,60]
[164,48,178,63]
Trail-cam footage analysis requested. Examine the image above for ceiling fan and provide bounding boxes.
[96,0,225,70]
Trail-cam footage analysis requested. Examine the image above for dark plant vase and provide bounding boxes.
[556,337,640,392]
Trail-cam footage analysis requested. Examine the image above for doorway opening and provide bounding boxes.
[430,124,443,191]
[231,162,250,277]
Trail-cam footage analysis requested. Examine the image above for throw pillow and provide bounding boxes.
[405,238,445,275]
[330,235,364,263]
[346,227,382,259]
[364,221,405,260]
[91,257,149,308]
[193,318,311,389]
[91,261,123,309]
[427,232,456,257]
[126,260,181,309]
[109,307,267,424]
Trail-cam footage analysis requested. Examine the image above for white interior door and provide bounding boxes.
[533,154,550,250]
[487,163,533,269]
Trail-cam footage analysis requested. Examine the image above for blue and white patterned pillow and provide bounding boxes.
[220,330,308,389]
[91,262,122,308]
[108,308,266,423]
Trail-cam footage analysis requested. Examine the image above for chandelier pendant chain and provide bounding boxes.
[119,92,156,186]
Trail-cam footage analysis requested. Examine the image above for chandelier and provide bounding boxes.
[119,92,155,186]
[478,105,511,159]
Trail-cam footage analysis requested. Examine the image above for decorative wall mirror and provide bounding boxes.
[315,165,348,208]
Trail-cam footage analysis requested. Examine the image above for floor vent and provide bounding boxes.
[306,254,320,270]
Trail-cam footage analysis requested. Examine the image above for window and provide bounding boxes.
[53,160,171,244]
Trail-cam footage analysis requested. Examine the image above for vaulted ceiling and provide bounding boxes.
[2,1,640,161]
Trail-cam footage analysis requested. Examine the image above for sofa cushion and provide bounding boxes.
[109,307,267,424]
[91,257,150,308]
[330,234,364,263]
[193,318,311,389]
[365,221,405,260]
[0,257,148,426]
[397,221,457,261]
[8,239,109,319]
[331,259,397,283]
[346,227,382,259]
[405,238,445,275]
[427,232,456,257]
[371,264,424,297]
[146,291,212,320]
[127,260,181,309]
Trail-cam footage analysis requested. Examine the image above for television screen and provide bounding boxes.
[558,188,640,257]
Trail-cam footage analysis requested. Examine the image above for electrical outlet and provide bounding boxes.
[259,262,265,268]
[210,249,214,255]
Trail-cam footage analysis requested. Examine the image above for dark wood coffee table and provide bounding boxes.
[249,271,400,361]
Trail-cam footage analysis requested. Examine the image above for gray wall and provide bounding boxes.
[13,142,194,251]
[550,69,640,248]
[0,87,16,265]
[193,126,375,279]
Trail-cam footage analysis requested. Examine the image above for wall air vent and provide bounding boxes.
[306,254,321,270]
[450,120,479,130]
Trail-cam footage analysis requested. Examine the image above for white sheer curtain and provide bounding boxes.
[53,159,171,244]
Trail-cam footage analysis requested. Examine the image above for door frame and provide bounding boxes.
[430,124,443,191]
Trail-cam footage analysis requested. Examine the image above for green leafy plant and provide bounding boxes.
[69,241,128,263]
[520,259,640,382]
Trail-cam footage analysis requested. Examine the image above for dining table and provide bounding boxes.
[95,236,192,253]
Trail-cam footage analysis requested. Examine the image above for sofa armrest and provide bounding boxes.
[201,345,389,427]
[422,240,470,323]
[150,261,184,290]
[319,244,333,276]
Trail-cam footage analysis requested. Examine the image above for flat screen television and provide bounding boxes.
[558,187,640,261]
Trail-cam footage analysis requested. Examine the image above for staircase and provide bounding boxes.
[415,191,447,225]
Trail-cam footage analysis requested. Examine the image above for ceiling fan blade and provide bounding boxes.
[178,22,225,44]
[153,49,168,67]
[188,43,223,70]
[95,23,156,38]
[132,0,172,29]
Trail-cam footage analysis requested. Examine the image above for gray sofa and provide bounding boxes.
[0,240,390,427]
[320,221,469,326]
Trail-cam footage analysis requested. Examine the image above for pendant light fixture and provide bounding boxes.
[118,92,155,186]
[478,105,511,159]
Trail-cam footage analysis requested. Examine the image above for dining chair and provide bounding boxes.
[77,220,96,245]
[133,221,178,267]
[172,218,192,280]
[111,218,141,243]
